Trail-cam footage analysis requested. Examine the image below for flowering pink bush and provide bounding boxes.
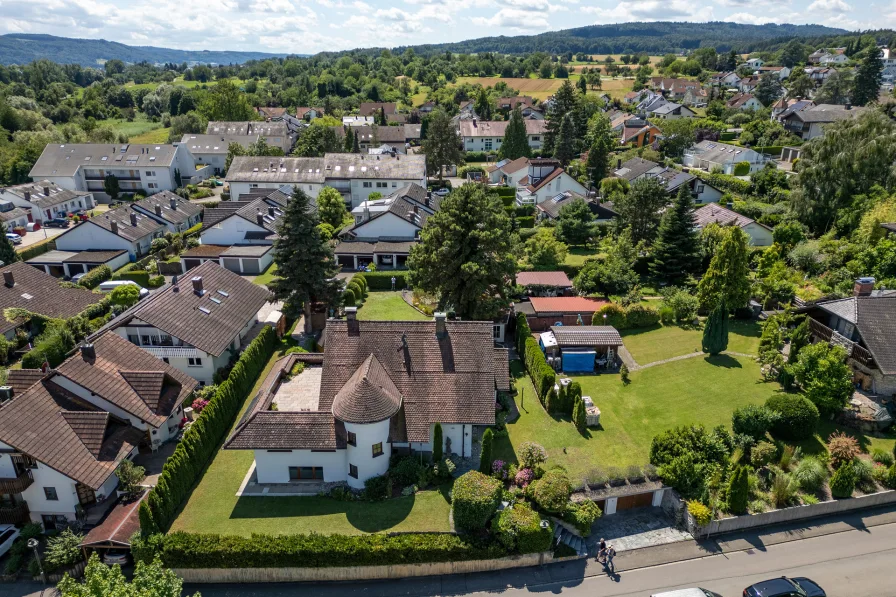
[492,459,507,479]
[515,468,534,487]
[191,398,209,413]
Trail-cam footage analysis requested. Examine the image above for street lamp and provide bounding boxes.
[27,538,44,584]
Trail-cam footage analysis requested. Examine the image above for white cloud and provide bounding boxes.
[806,0,851,11]
[584,0,709,23]
[472,8,551,30]
[726,11,784,24]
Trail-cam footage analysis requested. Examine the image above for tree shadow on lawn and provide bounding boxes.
[229,493,417,534]
[704,354,742,368]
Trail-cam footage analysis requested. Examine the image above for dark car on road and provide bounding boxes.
[43,218,69,228]
[744,577,826,597]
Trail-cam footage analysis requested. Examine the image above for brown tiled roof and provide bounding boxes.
[119,261,271,356]
[494,348,510,392]
[202,201,253,227]
[231,412,347,450]
[332,354,403,423]
[359,102,397,116]
[61,411,110,457]
[0,262,104,335]
[7,369,46,394]
[550,325,623,347]
[81,491,146,548]
[55,333,198,426]
[693,203,769,231]
[528,296,608,314]
[0,380,142,489]
[182,244,229,258]
[134,191,203,225]
[516,271,573,288]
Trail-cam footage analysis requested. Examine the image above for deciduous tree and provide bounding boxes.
[613,176,667,244]
[316,186,349,229]
[522,228,568,270]
[555,198,595,246]
[57,554,198,597]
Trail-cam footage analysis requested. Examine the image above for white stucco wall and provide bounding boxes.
[743,222,774,247]
[200,215,273,246]
[351,213,419,239]
[694,183,724,204]
[54,221,138,257]
[433,423,473,458]
[253,449,347,484]
[0,442,18,478]
[344,419,391,489]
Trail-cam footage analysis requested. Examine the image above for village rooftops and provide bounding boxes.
[549,325,623,347]
[786,103,868,123]
[112,261,271,357]
[459,120,547,138]
[813,293,896,375]
[29,144,179,178]
[0,180,90,209]
[202,201,253,227]
[225,153,426,184]
[359,102,397,116]
[0,262,105,336]
[527,296,608,314]
[614,158,662,182]
[516,271,573,288]
[486,157,529,175]
[693,203,770,232]
[89,206,166,242]
[206,121,289,137]
[180,134,260,155]
[133,191,203,225]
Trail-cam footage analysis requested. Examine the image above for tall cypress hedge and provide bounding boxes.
[143,326,278,532]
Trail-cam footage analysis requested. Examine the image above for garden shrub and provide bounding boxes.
[731,404,781,440]
[733,161,751,176]
[661,287,699,322]
[727,465,749,515]
[886,464,896,490]
[452,471,502,532]
[593,303,626,329]
[343,288,356,306]
[827,431,860,470]
[360,271,407,290]
[151,238,169,253]
[147,275,165,288]
[391,457,424,487]
[363,475,391,501]
[687,501,712,526]
[517,441,547,470]
[43,528,84,572]
[872,449,895,467]
[765,394,819,441]
[465,151,488,162]
[77,265,112,289]
[22,322,74,369]
[531,469,572,514]
[793,457,827,493]
[522,336,555,402]
[494,503,552,553]
[750,441,778,468]
[352,273,367,292]
[113,269,151,287]
[348,281,363,298]
[563,500,601,536]
[830,461,856,499]
[516,216,534,229]
[624,304,660,328]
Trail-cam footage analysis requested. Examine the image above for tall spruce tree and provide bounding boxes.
[407,184,515,320]
[544,80,577,154]
[343,126,353,152]
[650,185,700,284]
[499,106,531,160]
[351,130,360,153]
[852,43,884,106]
[421,108,464,181]
[727,465,749,514]
[0,223,20,266]
[697,226,751,310]
[271,187,341,333]
[433,423,444,462]
[553,112,576,167]
[702,298,729,355]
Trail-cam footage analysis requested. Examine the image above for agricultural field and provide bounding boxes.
[454,75,632,101]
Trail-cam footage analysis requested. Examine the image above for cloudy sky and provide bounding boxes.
[0,0,882,55]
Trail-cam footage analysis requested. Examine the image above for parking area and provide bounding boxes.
[14,225,66,249]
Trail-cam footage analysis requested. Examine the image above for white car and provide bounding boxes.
[0,524,20,559]
[98,280,150,299]
[71,272,86,284]
[5,233,22,245]
[433,187,450,197]
[103,550,129,566]
[651,590,723,597]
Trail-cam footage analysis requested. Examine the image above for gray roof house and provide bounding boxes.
[781,103,869,141]
[682,141,769,175]
[0,180,93,223]
[53,204,167,258]
[131,191,203,233]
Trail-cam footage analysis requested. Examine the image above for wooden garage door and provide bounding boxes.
[222,258,242,273]
[616,492,654,511]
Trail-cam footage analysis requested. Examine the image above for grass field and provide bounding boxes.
[564,247,603,267]
[252,263,279,287]
[620,321,762,365]
[95,115,164,138]
[356,291,430,321]
[131,127,171,143]
[493,355,780,479]
[454,76,632,101]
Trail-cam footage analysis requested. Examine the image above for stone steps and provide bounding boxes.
[554,523,588,556]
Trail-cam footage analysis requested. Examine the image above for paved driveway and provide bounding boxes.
[15,226,65,249]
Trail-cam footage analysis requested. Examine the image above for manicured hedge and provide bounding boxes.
[141,326,278,533]
[360,271,407,290]
[719,131,736,141]
[16,241,54,262]
[495,186,516,198]
[515,312,555,402]
[695,171,752,196]
[134,531,508,568]
[516,216,535,229]
[113,264,151,288]
[765,394,819,441]
[592,303,659,330]
[464,151,489,162]
[752,145,785,157]
[452,471,502,532]
[183,222,203,237]
[733,161,751,176]
[77,265,112,289]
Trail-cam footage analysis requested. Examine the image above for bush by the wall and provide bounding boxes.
[495,186,516,198]
[562,499,601,536]
[687,501,712,526]
[458,165,486,179]
[113,268,151,287]
[134,531,507,568]
[361,271,407,290]
[830,461,856,499]
[516,216,535,229]
[719,131,736,141]
[697,171,752,196]
[343,288,356,306]
[147,275,165,288]
[452,471,502,532]
[624,304,659,328]
[495,503,553,553]
[143,326,277,532]
[733,161,751,176]
[16,241,54,262]
[523,336,555,401]
[592,303,626,328]
[765,394,819,441]
[464,151,488,162]
[77,265,112,289]
[21,324,72,369]
[531,469,572,514]
[731,404,781,440]
[183,222,203,237]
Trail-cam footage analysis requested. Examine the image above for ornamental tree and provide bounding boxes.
[702,299,729,355]
[793,342,853,415]
[316,186,349,230]
[697,226,751,310]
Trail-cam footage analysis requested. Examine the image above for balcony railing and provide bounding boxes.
[808,318,875,368]
[0,502,30,525]
[141,346,201,359]
[0,469,33,494]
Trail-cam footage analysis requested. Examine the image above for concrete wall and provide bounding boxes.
[173,551,552,583]
[689,489,896,537]
[54,221,138,257]
[200,215,273,246]
[253,449,347,484]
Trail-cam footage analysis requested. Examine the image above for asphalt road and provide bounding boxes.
[178,521,896,597]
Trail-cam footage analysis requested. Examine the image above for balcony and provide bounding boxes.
[0,469,33,494]
[0,502,30,525]
[84,174,141,182]
[808,318,875,368]
[141,345,201,359]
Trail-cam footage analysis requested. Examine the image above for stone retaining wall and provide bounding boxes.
[173,551,553,583]
[688,489,896,537]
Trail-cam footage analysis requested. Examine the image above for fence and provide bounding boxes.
[173,551,553,583]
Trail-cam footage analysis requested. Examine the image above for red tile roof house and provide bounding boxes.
[514,296,609,331]
[226,312,510,490]
[0,332,196,531]
[516,271,574,296]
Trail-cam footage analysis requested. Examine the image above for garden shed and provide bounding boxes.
[540,326,624,372]
[78,491,146,560]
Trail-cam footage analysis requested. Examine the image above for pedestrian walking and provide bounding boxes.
[605,544,616,572]
[597,538,607,563]
[391,276,396,290]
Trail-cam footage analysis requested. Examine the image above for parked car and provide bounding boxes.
[43,218,70,228]
[653,590,723,597]
[433,187,450,197]
[102,551,129,566]
[70,272,86,284]
[5,233,22,245]
[744,577,826,596]
[0,524,20,558]
[98,280,150,299]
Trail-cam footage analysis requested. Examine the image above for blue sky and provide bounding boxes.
[0,0,880,55]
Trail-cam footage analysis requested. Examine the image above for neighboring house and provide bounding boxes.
[682,140,769,175]
[225,313,509,489]
[0,373,143,530]
[256,107,288,120]
[692,203,773,246]
[225,153,427,208]
[343,116,375,127]
[613,158,724,204]
[516,271,573,296]
[819,53,848,65]
[497,96,535,111]
[745,57,764,69]
[738,76,760,93]
[535,190,618,222]
[0,203,31,230]
[179,134,260,174]
[26,250,129,279]
[0,181,93,224]
[130,191,203,233]
[647,102,696,120]
[620,120,662,147]
[804,67,834,85]
[486,157,530,186]
[799,278,896,395]
[54,205,167,259]
[359,103,397,117]
[108,261,271,385]
[726,93,764,111]
[710,72,743,87]
[198,198,282,247]
[515,159,589,206]
[781,103,868,141]
[51,332,198,447]
[520,106,545,120]
[296,107,324,121]
[28,144,199,202]
[649,78,701,100]
[637,94,667,114]
[353,126,415,154]
[459,119,548,153]
[418,101,435,114]
[515,296,608,332]
[756,66,791,80]
[0,262,105,340]
[205,122,293,153]
[772,98,814,120]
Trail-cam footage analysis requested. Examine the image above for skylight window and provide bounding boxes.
[217,290,229,297]
[210,296,221,304]
[20,293,33,300]
[198,306,211,314]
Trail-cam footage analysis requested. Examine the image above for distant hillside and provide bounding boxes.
[0,34,298,67]
[397,22,850,56]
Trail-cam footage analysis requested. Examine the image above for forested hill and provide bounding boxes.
[0,34,297,67]
[398,22,850,56]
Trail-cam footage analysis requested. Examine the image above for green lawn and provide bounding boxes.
[564,247,603,267]
[493,355,780,480]
[171,339,452,536]
[252,263,278,287]
[621,320,762,365]
[130,127,171,144]
[357,291,430,321]
[95,115,163,138]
